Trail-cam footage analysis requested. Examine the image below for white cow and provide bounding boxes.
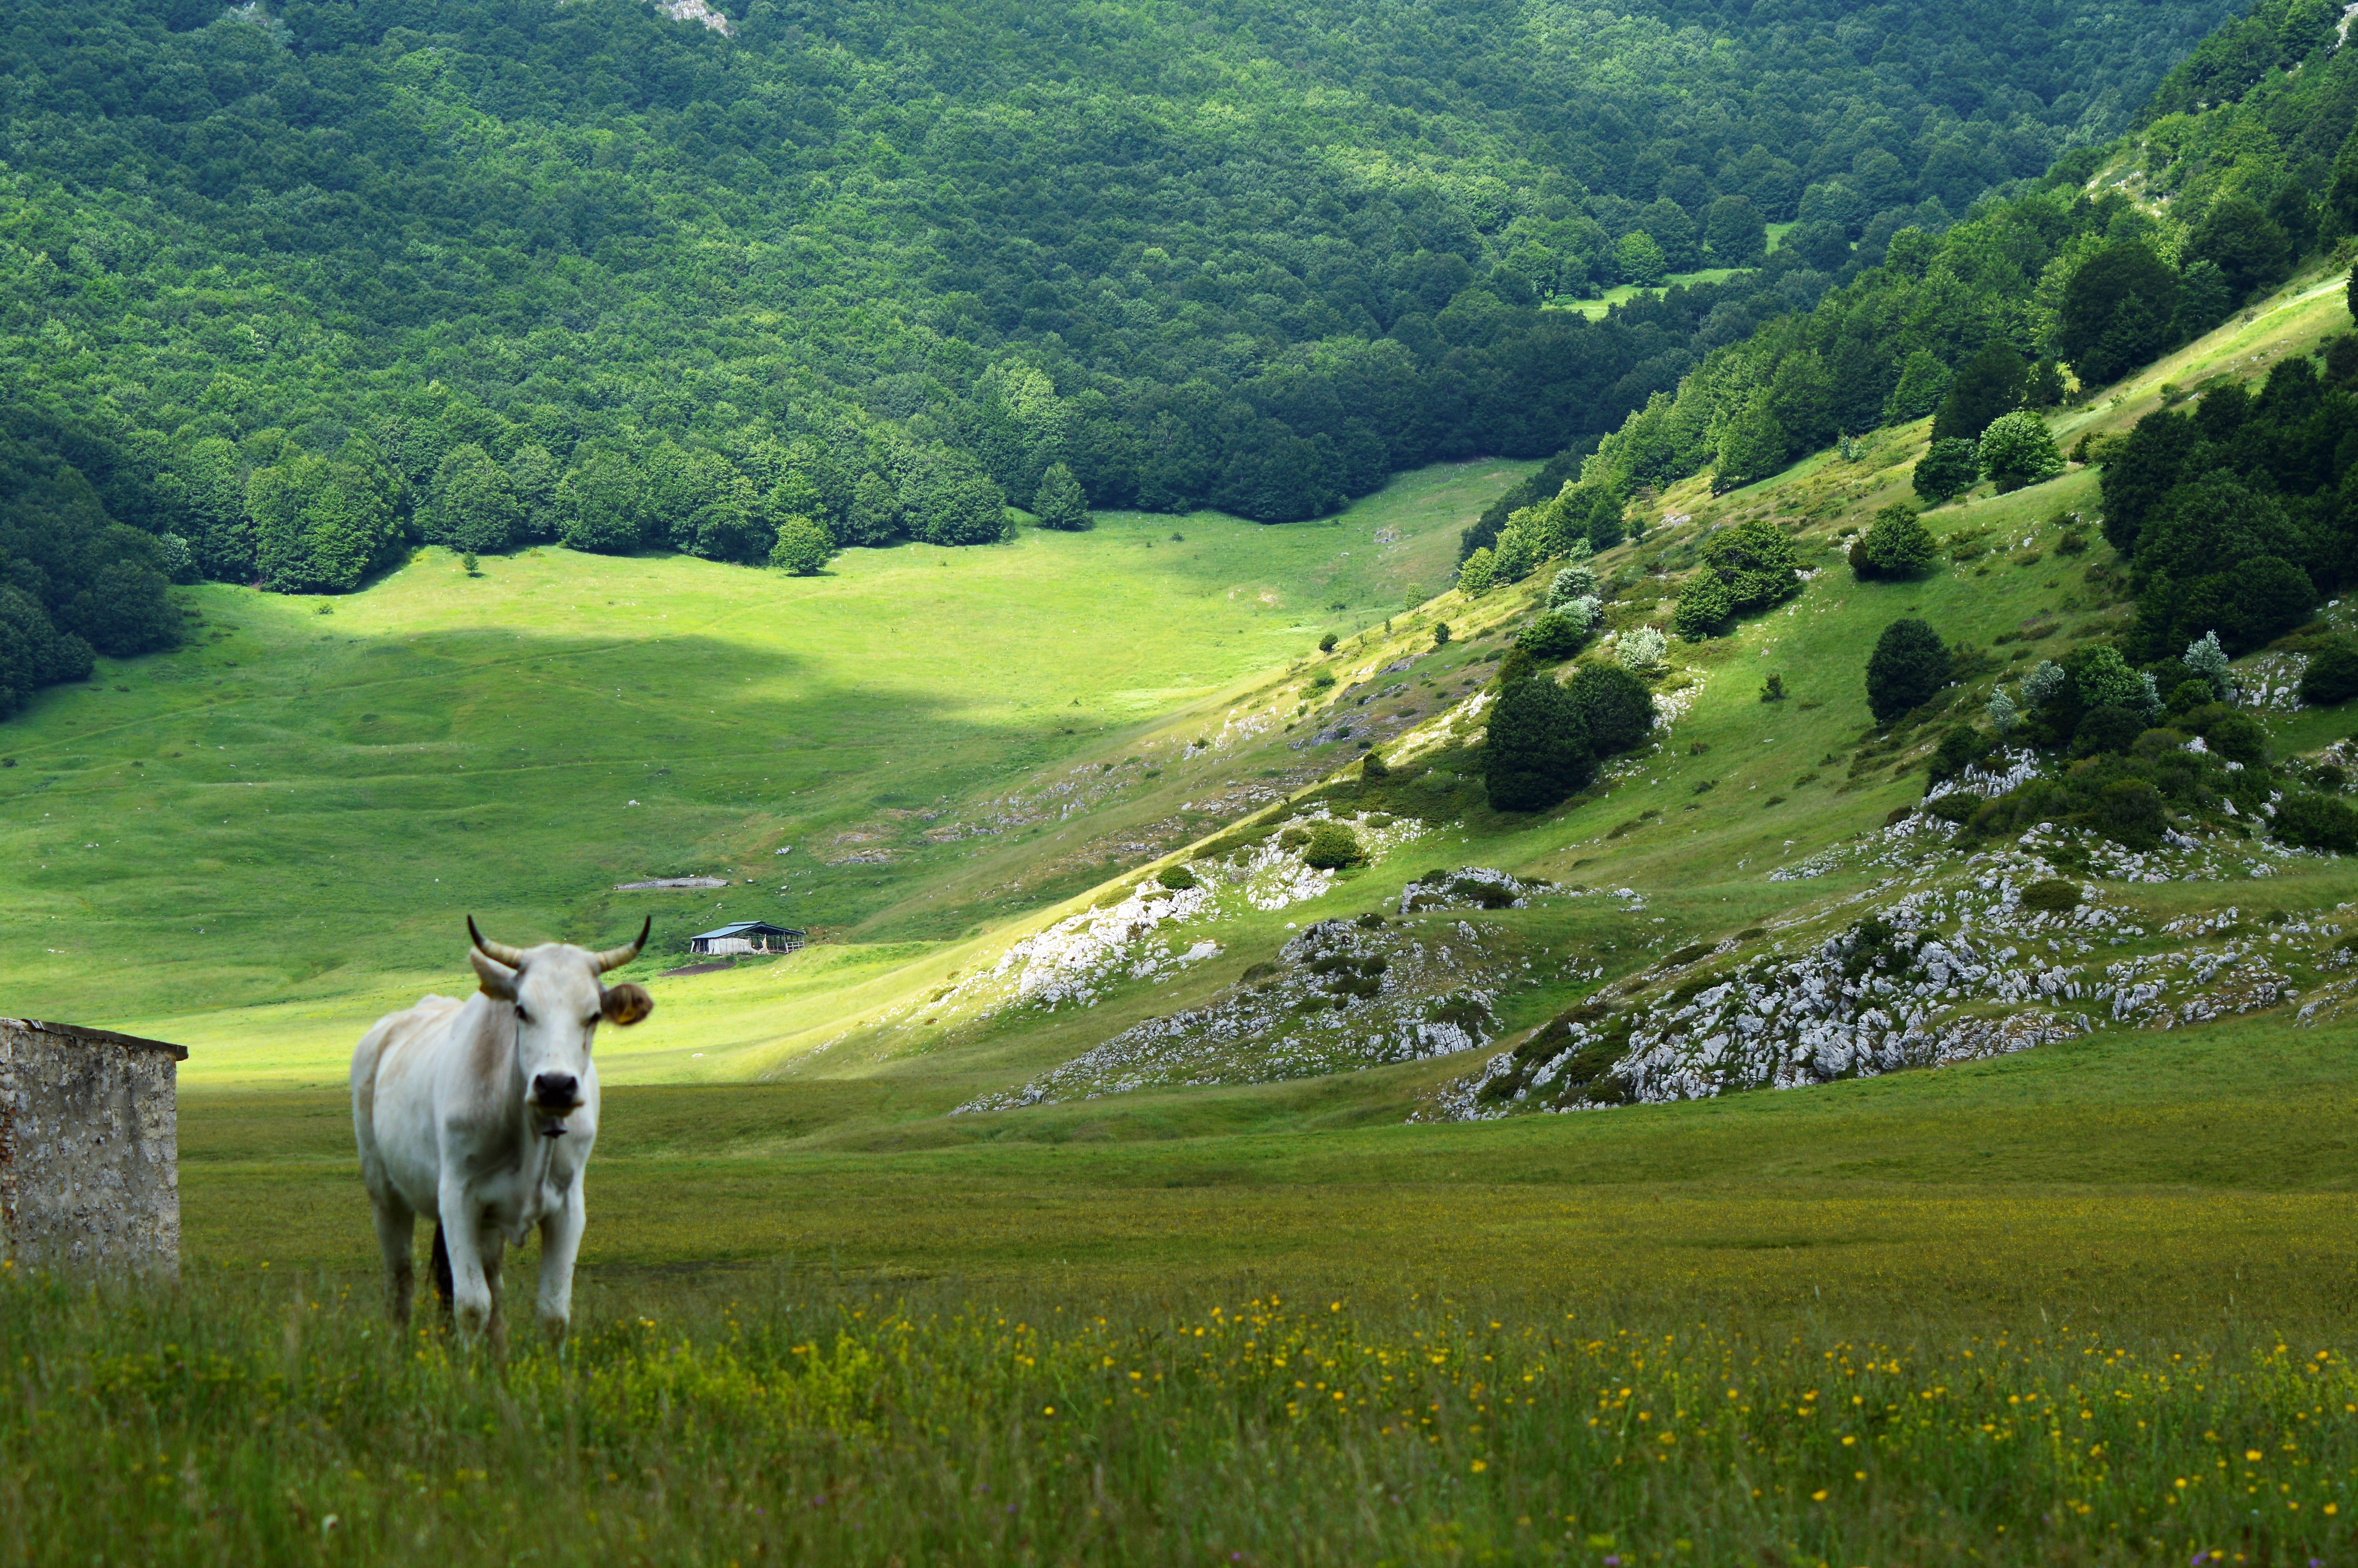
[351,917,653,1343]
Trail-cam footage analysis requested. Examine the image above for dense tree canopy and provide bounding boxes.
[2099,354,2356,659]
[1529,0,2358,525]
[0,0,2241,606]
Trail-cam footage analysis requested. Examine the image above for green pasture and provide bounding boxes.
[0,457,1528,1066]
[178,1010,2356,1319]
[5,1007,2346,1566]
[9,234,2358,1568]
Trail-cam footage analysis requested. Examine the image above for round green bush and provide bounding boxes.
[2019,878,2082,911]
[1517,609,1588,661]
[1912,438,1979,504]
[1156,864,1199,890]
[2275,793,2358,854]
[768,513,836,575]
[2300,642,2358,707]
[1850,505,1938,580]
[1483,673,1596,812]
[1301,822,1363,869]
[1864,618,1950,723]
[2167,678,2216,717]
[2071,704,2145,757]
[1674,576,1733,641]
[2093,777,2165,850]
[1564,664,1656,757]
[2205,710,2269,765]
[1977,411,2066,492]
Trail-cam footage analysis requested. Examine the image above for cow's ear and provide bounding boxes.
[469,948,519,1000]
[601,982,654,1027]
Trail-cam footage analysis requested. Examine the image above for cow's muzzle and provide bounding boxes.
[531,1073,580,1135]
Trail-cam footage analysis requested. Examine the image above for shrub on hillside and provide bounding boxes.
[1483,673,1595,813]
[1616,625,1668,672]
[1865,618,1950,723]
[1031,463,1094,531]
[1978,412,2065,493]
[1301,822,1364,869]
[2275,792,2358,853]
[2300,642,2358,706]
[2072,705,2146,757]
[1517,609,1589,662]
[769,515,836,575]
[2093,777,2166,849]
[1850,504,1938,579]
[2183,630,2233,700]
[1156,864,1199,890]
[1547,563,1599,609]
[1566,664,1655,757]
[1457,548,1497,596]
[2206,709,2269,765]
[2020,878,2082,911]
[1912,438,1979,505]
[2019,645,2161,744]
[1674,575,1733,640]
[1926,724,1994,784]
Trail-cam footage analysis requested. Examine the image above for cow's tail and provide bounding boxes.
[430,1224,454,1314]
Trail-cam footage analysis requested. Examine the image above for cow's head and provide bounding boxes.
[466,916,654,1136]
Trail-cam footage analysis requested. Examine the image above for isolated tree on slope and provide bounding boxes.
[1484,673,1594,812]
[1850,503,1937,579]
[1547,563,1598,608]
[1032,463,1094,531]
[1865,618,1950,723]
[1912,439,1978,505]
[1978,412,2065,493]
[769,515,836,576]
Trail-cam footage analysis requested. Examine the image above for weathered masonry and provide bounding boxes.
[0,1018,185,1275]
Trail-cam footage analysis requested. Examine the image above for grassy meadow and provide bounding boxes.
[8,1008,2353,1566]
[7,269,2358,1566]
[0,457,1527,1063]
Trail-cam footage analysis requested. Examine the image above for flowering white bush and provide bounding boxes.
[1617,624,1668,672]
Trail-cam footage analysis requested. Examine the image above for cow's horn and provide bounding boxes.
[468,916,528,969]
[594,916,650,974]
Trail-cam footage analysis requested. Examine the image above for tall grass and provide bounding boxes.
[3,1263,2344,1566]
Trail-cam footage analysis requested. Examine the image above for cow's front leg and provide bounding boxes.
[536,1185,586,1342]
[436,1181,497,1342]
[370,1195,417,1327]
[479,1232,509,1357]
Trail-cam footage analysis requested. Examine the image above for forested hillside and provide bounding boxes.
[1472,0,2358,667]
[5,0,2236,591]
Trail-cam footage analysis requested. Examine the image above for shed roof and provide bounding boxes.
[690,921,803,940]
[6,1018,189,1061]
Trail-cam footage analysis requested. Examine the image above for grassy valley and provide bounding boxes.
[0,458,1528,1065]
[11,3,2358,1564]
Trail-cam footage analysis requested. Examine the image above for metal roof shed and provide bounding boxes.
[687,921,805,956]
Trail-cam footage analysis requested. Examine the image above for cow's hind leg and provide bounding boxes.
[371,1196,418,1326]
[429,1222,454,1318]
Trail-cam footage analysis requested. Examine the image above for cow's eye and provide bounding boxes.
[582,1014,599,1028]
[514,1006,531,1024]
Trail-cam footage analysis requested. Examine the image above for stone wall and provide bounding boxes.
[0,1019,184,1275]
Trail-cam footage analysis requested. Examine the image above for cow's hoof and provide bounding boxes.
[538,1315,570,1345]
